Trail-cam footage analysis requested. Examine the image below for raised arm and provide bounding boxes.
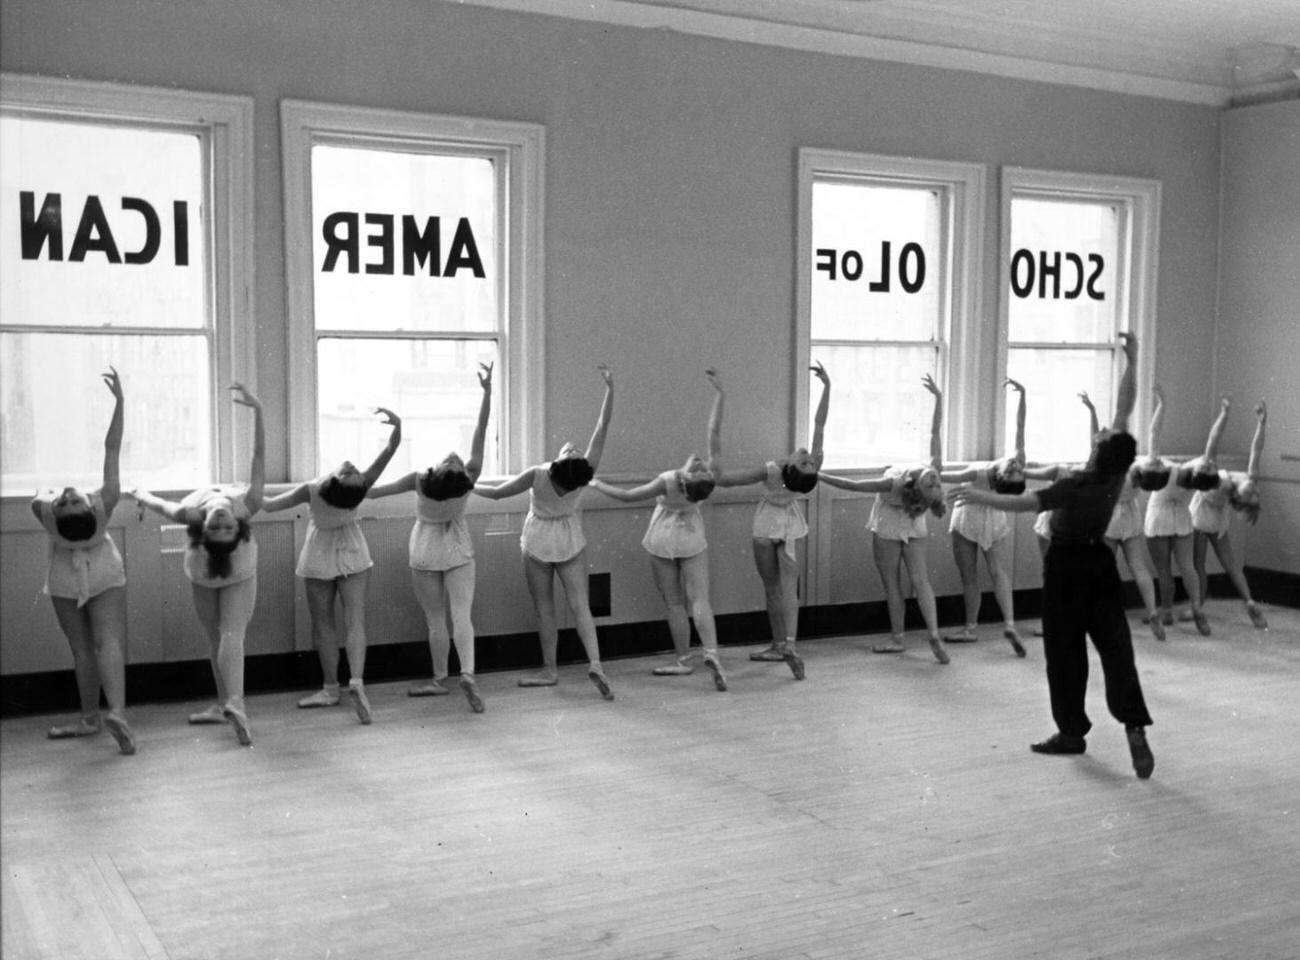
[366,472,418,500]
[583,365,614,472]
[588,476,668,503]
[819,471,894,494]
[705,367,724,475]
[472,468,534,501]
[923,374,943,472]
[1147,384,1166,458]
[1246,400,1267,479]
[466,362,493,481]
[1079,390,1100,439]
[99,366,125,515]
[361,408,402,487]
[1112,331,1138,433]
[1007,378,1026,464]
[1202,396,1230,461]
[809,361,830,468]
[232,383,266,515]
[260,483,310,513]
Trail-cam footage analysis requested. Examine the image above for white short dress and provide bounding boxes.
[752,462,809,559]
[870,466,928,543]
[1143,460,1193,538]
[410,487,474,572]
[642,470,708,560]
[34,490,126,606]
[949,466,1011,551]
[296,477,373,580]
[181,486,259,589]
[1104,470,1144,542]
[1191,470,1238,539]
[520,466,586,564]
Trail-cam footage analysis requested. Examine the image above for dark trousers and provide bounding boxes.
[1042,541,1153,738]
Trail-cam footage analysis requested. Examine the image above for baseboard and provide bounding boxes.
[4,568,1294,718]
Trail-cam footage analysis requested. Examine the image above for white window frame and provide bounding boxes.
[997,168,1160,447]
[0,73,256,489]
[280,99,544,479]
[796,149,985,465]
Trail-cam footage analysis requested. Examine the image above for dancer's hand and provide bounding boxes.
[922,373,941,397]
[478,362,494,391]
[810,360,830,386]
[1005,378,1024,394]
[375,407,401,429]
[230,383,261,409]
[102,366,123,400]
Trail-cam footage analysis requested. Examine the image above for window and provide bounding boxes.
[0,74,254,494]
[998,169,1160,463]
[281,101,544,479]
[797,150,984,466]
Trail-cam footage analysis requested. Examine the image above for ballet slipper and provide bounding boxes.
[703,653,728,692]
[222,702,253,746]
[348,683,372,725]
[588,669,615,701]
[408,680,451,697]
[188,704,226,725]
[459,676,485,713]
[1003,627,1026,658]
[47,717,100,739]
[104,712,137,756]
[928,635,950,665]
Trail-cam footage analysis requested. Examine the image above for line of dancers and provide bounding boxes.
[33,336,1269,777]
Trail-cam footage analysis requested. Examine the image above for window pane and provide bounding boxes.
[0,116,206,329]
[1,332,211,494]
[311,145,498,333]
[1007,197,1120,343]
[812,343,939,466]
[1005,348,1114,464]
[811,181,942,342]
[317,337,500,477]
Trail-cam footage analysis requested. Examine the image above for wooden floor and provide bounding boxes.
[3,599,1298,960]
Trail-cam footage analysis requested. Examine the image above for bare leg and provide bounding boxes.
[947,533,980,640]
[302,577,341,697]
[1172,534,1209,634]
[215,578,257,745]
[985,538,1024,656]
[48,597,101,738]
[1147,535,1175,623]
[84,588,135,754]
[871,536,906,652]
[409,568,453,695]
[902,538,947,664]
[1192,531,1211,606]
[681,551,726,690]
[750,539,786,658]
[336,571,372,723]
[521,553,560,684]
[440,561,484,710]
[649,554,694,671]
[554,551,614,699]
[1208,533,1267,628]
[1119,536,1163,639]
[190,583,230,708]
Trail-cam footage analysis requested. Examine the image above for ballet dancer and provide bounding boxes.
[473,365,615,699]
[262,407,403,724]
[819,374,949,665]
[1188,397,1269,630]
[130,384,265,746]
[950,332,1155,779]
[589,368,727,691]
[366,363,494,712]
[33,367,135,754]
[713,362,831,680]
[938,378,1028,656]
[1137,386,1211,635]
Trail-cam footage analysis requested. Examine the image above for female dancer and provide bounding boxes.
[938,378,1028,656]
[474,365,615,699]
[130,384,264,746]
[262,408,402,724]
[713,362,831,681]
[366,363,493,712]
[1189,397,1269,630]
[34,368,135,754]
[589,368,727,691]
[820,375,948,665]
[1138,386,1211,635]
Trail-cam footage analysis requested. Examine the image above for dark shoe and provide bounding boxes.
[1192,609,1212,636]
[1126,726,1154,779]
[459,676,485,714]
[777,643,805,681]
[588,669,615,701]
[1003,627,1026,658]
[1030,733,1086,755]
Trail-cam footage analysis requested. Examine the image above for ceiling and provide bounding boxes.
[454,0,1300,105]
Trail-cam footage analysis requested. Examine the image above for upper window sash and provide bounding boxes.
[280,100,544,479]
[796,149,985,465]
[0,73,255,486]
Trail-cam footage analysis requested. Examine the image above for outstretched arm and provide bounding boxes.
[367,473,418,500]
[466,362,493,481]
[1246,400,1267,479]
[472,468,534,501]
[820,471,893,494]
[233,383,266,515]
[809,361,830,469]
[261,483,310,513]
[361,408,402,486]
[705,368,724,475]
[948,486,1040,514]
[1203,396,1230,461]
[584,365,614,472]
[1147,384,1166,458]
[129,489,192,524]
[1079,390,1100,439]
[1006,378,1026,464]
[589,476,667,503]
[99,367,125,515]
[1112,332,1138,433]
[923,374,943,472]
